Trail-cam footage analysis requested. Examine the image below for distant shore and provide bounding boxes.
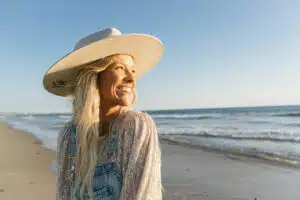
[1,123,300,200]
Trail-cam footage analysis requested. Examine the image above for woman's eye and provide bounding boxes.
[115,66,124,70]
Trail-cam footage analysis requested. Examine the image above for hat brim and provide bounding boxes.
[43,34,163,97]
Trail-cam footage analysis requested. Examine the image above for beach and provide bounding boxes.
[161,142,300,200]
[1,123,300,200]
[0,123,56,200]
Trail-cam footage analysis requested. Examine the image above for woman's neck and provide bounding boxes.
[99,104,124,136]
[100,104,122,123]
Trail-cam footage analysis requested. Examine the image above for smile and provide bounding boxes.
[117,86,133,93]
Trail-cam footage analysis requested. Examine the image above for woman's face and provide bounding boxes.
[98,54,136,108]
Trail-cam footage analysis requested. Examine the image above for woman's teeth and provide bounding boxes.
[119,86,132,92]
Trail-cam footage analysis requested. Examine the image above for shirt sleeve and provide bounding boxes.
[119,112,162,200]
[56,122,73,200]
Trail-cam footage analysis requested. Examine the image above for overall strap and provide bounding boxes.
[70,124,77,199]
[71,124,77,158]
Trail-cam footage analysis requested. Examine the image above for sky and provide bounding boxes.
[0,0,300,113]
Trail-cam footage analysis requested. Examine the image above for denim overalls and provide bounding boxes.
[70,124,123,200]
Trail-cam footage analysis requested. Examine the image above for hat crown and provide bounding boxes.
[74,28,122,50]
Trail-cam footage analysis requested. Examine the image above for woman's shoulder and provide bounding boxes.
[123,109,155,125]
[116,109,158,146]
[115,109,156,134]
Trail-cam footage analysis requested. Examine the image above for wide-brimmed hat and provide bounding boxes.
[43,28,163,97]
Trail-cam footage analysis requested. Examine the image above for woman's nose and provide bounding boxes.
[124,69,136,83]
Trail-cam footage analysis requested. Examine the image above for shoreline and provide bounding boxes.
[1,123,300,200]
[161,142,300,200]
[6,121,300,170]
[0,123,56,200]
[160,137,300,169]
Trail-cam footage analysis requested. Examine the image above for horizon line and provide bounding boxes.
[1,104,299,115]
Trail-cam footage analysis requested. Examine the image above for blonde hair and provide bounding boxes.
[71,54,136,200]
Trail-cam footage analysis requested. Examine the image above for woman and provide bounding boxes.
[43,28,164,200]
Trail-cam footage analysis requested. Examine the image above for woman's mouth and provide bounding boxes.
[117,86,133,93]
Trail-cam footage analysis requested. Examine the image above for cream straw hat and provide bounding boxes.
[43,28,163,97]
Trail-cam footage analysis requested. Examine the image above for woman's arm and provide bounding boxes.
[120,112,162,200]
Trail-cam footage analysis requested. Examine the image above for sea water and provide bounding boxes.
[1,105,300,169]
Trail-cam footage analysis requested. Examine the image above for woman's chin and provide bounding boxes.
[117,98,134,107]
[115,93,135,107]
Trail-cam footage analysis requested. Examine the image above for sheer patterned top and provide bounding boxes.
[56,109,163,200]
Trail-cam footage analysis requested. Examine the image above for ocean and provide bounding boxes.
[1,105,300,167]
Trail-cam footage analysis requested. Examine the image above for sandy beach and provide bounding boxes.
[1,123,300,200]
[161,142,300,200]
[0,123,56,200]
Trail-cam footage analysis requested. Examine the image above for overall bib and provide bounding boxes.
[70,125,122,200]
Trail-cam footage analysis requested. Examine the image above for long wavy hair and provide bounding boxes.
[71,54,136,200]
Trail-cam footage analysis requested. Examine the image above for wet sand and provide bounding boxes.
[161,143,300,200]
[1,123,300,200]
[0,123,56,200]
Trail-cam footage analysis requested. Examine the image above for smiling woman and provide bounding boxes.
[42,28,164,200]
[97,55,137,109]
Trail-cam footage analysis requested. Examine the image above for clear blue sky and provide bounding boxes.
[1,0,300,113]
